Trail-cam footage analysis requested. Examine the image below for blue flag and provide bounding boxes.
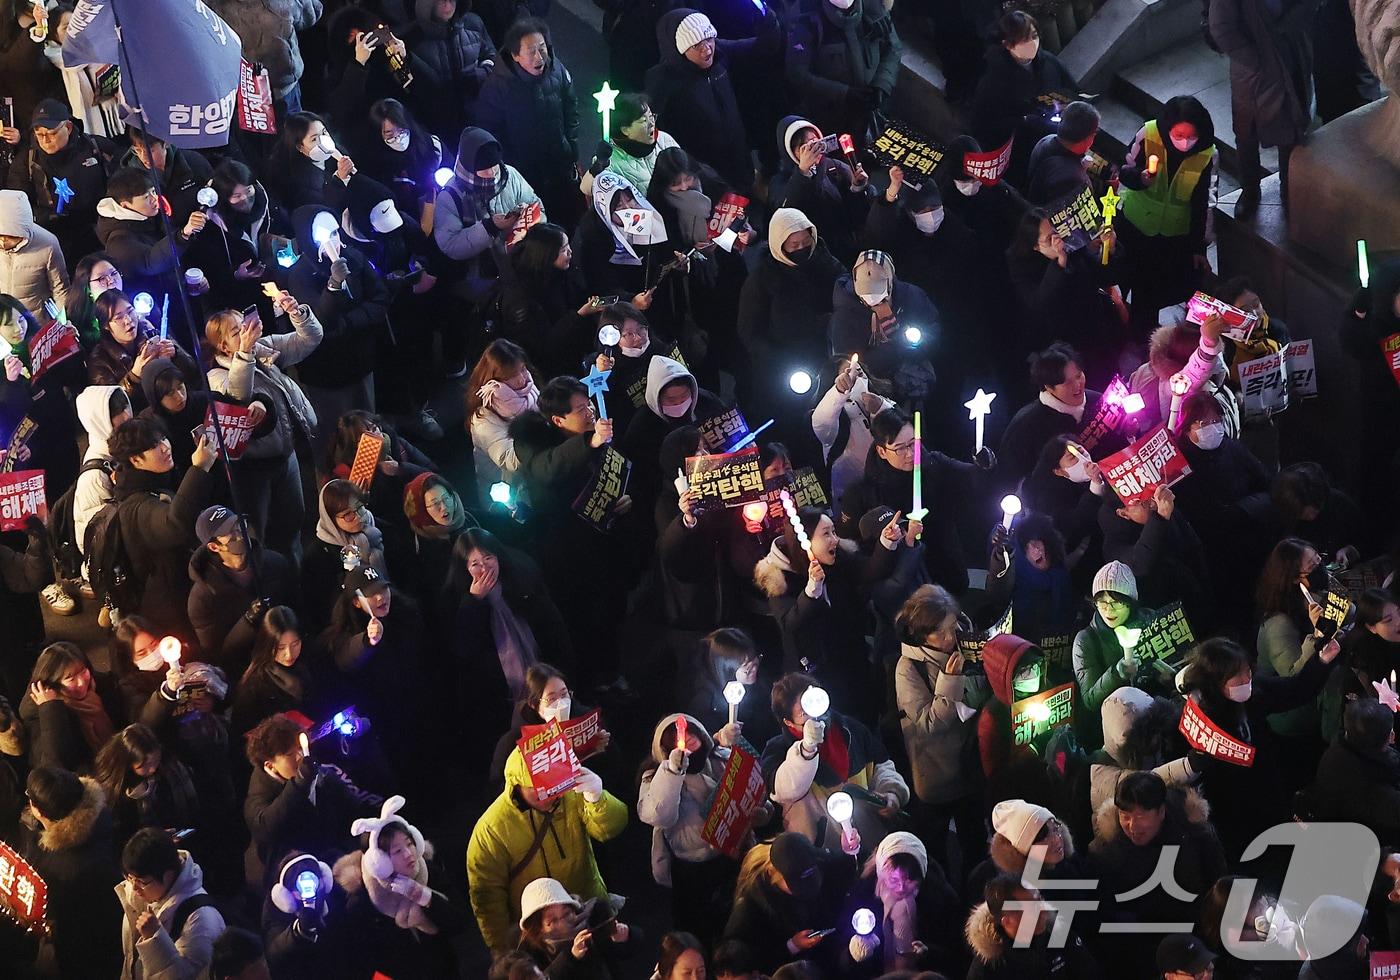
[62,0,242,149]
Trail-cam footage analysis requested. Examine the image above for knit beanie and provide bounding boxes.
[875,830,928,877]
[768,207,816,267]
[675,11,716,53]
[991,799,1053,855]
[853,249,895,300]
[1091,560,1138,601]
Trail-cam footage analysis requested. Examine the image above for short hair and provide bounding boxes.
[883,848,926,883]
[321,479,365,523]
[30,641,93,688]
[610,92,651,142]
[597,301,648,333]
[770,672,816,724]
[212,927,265,979]
[1344,697,1393,752]
[1185,637,1253,698]
[895,584,960,645]
[504,17,550,56]
[984,871,1028,918]
[711,939,757,975]
[489,951,545,980]
[997,9,1038,44]
[1114,770,1168,811]
[245,713,303,766]
[210,158,255,202]
[1272,462,1330,521]
[870,406,911,446]
[110,417,168,464]
[122,827,181,880]
[1358,587,1397,628]
[1179,389,1223,432]
[152,363,186,401]
[1219,274,1256,307]
[1058,101,1100,144]
[538,376,588,423]
[27,766,84,822]
[1029,342,1081,390]
[107,166,155,204]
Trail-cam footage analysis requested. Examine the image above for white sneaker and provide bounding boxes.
[78,579,96,600]
[41,583,77,616]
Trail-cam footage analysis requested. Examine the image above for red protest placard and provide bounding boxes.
[561,709,604,759]
[26,320,79,383]
[206,401,256,461]
[517,721,582,801]
[1076,375,1129,453]
[0,469,45,531]
[1186,291,1259,342]
[1372,951,1400,979]
[700,745,767,857]
[1179,698,1255,767]
[1098,423,1192,505]
[347,432,385,490]
[707,192,750,250]
[963,137,1013,185]
[236,58,277,134]
[0,840,48,933]
[507,201,544,247]
[1381,333,1400,388]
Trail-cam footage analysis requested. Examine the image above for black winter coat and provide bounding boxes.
[496,264,593,378]
[187,543,301,675]
[400,2,493,136]
[969,45,1078,152]
[0,525,51,686]
[473,54,580,192]
[5,127,117,253]
[113,463,215,634]
[1026,134,1093,207]
[93,209,193,304]
[997,394,1104,491]
[1310,737,1400,844]
[722,843,858,974]
[86,324,200,415]
[244,763,380,885]
[18,671,126,773]
[287,229,390,388]
[114,144,213,228]
[736,245,844,372]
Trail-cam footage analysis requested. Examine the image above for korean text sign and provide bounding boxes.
[869,119,945,178]
[0,469,46,531]
[572,446,631,531]
[700,746,767,857]
[207,402,256,461]
[1098,423,1192,505]
[1133,602,1196,663]
[696,405,750,453]
[1179,698,1255,766]
[26,320,79,383]
[1076,375,1129,452]
[685,446,765,511]
[561,709,604,759]
[517,721,582,801]
[1011,682,1074,747]
[958,603,1013,664]
[0,840,47,933]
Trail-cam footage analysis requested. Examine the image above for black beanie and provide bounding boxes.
[27,767,84,822]
[473,140,502,172]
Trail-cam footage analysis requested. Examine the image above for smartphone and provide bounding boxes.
[1,98,12,131]
[191,424,211,446]
[591,295,621,309]
[171,828,196,841]
[241,304,259,321]
[807,928,835,939]
[590,914,618,939]
[805,134,841,156]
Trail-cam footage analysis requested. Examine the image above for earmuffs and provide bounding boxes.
[351,795,427,881]
[270,852,334,914]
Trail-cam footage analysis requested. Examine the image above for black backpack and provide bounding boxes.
[84,493,141,612]
[168,893,217,942]
[46,458,114,581]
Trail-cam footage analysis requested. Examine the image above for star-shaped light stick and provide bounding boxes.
[1375,677,1400,712]
[593,82,620,140]
[1099,184,1120,266]
[580,362,612,420]
[964,388,997,454]
[52,177,74,215]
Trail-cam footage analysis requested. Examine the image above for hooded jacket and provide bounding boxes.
[473,43,579,189]
[466,746,628,951]
[828,271,939,381]
[773,115,871,265]
[94,197,190,284]
[785,0,901,133]
[138,356,211,470]
[0,188,69,312]
[637,712,731,883]
[811,372,894,506]
[896,640,989,802]
[1087,688,1197,816]
[964,894,1102,980]
[207,301,322,459]
[433,127,541,270]
[208,0,322,97]
[975,633,1054,795]
[18,777,123,978]
[187,541,299,672]
[286,204,390,388]
[116,851,225,980]
[401,0,493,106]
[73,384,123,555]
[737,208,843,370]
[622,355,722,498]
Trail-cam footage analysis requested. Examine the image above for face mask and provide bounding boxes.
[1170,135,1197,153]
[661,396,693,418]
[954,179,981,197]
[384,131,410,152]
[912,207,944,234]
[619,342,647,358]
[1063,459,1092,483]
[306,141,331,164]
[221,535,248,557]
[828,0,856,7]
[134,648,165,672]
[857,289,888,307]
[1226,682,1251,703]
[787,245,815,265]
[539,698,571,722]
[1191,422,1224,451]
[1013,663,1041,696]
[369,200,403,234]
[1010,39,1040,63]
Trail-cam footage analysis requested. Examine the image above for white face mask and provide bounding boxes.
[828,0,856,7]
[661,396,693,418]
[619,342,647,358]
[954,179,981,197]
[1170,135,1197,153]
[384,131,410,152]
[539,697,571,723]
[1226,682,1251,703]
[912,207,944,234]
[306,134,334,163]
[1191,422,1225,451]
[134,648,165,672]
[857,290,888,307]
[1009,39,1040,63]
[1063,459,1093,483]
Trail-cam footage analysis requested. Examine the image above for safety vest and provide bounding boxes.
[1120,120,1216,238]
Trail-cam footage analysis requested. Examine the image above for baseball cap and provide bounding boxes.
[344,565,389,594]
[1156,933,1215,975]
[31,98,70,130]
[770,831,824,901]
[195,505,240,545]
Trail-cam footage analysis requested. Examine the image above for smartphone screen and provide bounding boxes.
[1,98,12,131]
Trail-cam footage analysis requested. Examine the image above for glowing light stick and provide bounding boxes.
[489,482,513,506]
[779,489,812,559]
[434,167,453,189]
[1359,240,1370,289]
[0,336,28,378]
[298,731,310,756]
[789,370,813,394]
[1166,373,1190,432]
[799,685,829,719]
[296,870,318,903]
[159,294,169,341]
[1099,184,1120,266]
[1298,581,1315,606]
[196,186,218,210]
[674,715,688,754]
[1147,154,1159,175]
[904,325,922,344]
[729,418,774,452]
[133,292,155,317]
[908,410,927,522]
[853,908,877,936]
[963,388,996,454]
[597,324,621,348]
[593,82,620,139]
[1114,625,1143,674]
[1000,494,1022,532]
[580,362,611,420]
[1122,392,1146,414]
[724,680,746,725]
[159,636,181,667]
[827,791,854,836]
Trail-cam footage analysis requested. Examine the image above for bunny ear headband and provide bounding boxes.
[352,795,428,881]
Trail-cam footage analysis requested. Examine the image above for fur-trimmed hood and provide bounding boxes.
[333,837,439,933]
[1090,784,1211,848]
[753,535,858,598]
[966,901,1008,965]
[38,777,107,852]
[988,815,1075,876]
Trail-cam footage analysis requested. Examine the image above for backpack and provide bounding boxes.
[46,458,114,581]
[168,893,217,942]
[84,493,141,612]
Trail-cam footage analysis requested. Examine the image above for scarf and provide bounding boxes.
[612,133,656,160]
[402,471,469,540]
[765,536,827,603]
[264,661,308,704]
[485,585,539,698]
[873,831,926,966]
[1038,389,1086,423]
[818,719,851,780]
[459,166,505,211]
[62,687,115,754]
[314,491,388,576]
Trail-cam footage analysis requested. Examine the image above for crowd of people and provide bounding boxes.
[0,0,1398,978]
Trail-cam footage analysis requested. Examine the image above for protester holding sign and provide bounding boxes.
[466,744,626,954]
[137,357,211,482]
[1180,636,1340,861]
[1072,562,1166,744]
[1127,314,1232,433]
[622,353,724,522]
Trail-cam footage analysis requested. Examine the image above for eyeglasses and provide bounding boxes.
[90,270,120,287]
[110,309,136,324]
[124,874,159,888]
[540,688,572,706]
[1094,596,1128,610]
[883,440,916,456]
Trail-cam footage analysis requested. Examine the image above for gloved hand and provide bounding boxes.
[23,514,46,541]
[244,597,269,625]
[667,747,689,774]
[573,767,604,803]
[974,446,997,470]
[328,258,350,289]
[1186,748,1212,775]
[388,876,431,906]
[294,903,324,938]
[293,756,320,788]
[801,718,826,753]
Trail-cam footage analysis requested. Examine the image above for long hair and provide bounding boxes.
[30,642,94,688]
[509,223,569,284]
[319,581,419,650]
[734,842,784,898]
[109,614,162,682]
[699,627,757,692]
[241,606,301,687]
[1008,207,1052,260]
[327,411,393,470]
[67,252,119,329]
[94,723,162,802]
[1254,537,1315,624]
[93,288,135,338]
[465,339,535,417]
[447,526,516,594]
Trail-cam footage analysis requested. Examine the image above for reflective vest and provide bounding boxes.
[1120,120,1216,238]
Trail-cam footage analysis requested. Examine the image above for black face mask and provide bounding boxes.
[786,245,815,265]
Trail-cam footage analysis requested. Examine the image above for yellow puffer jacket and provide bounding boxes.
[466,747,628,952]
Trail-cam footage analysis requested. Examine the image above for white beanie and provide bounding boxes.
[991,799,1053,855]
[518,877,578,928]
[1092,560,1138,601]
[875,830,928,877]
[768,207,816,267]
[675,11,717,53]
